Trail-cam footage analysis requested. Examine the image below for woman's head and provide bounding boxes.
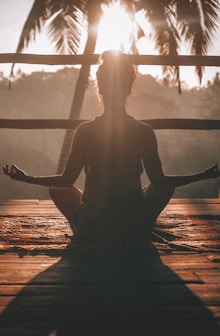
[96,51,136,101]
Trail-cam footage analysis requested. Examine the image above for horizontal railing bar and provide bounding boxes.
[0,53,220,66]
[1,119,220,130]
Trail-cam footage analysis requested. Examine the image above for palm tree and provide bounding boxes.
[12,0,219,171]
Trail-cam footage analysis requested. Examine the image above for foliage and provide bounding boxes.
[12,0,220,84]
[9,0,220,174]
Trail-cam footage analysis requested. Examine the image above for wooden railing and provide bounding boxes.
[1,119,220,130]
[1,53,220,131]
[1,53,220,66]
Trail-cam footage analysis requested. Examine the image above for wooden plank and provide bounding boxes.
[164,263,220,271]
[169,199,220,204]
[1,287,220,307]
[0,282,217,296]
[161,255,220,272]
[0,300,219,319]
[1,198,220,216]
[161,254,218,264]
[1,118,220,130]
[0,199,39,205]
[0,254,60,264]
[195,272,220,284]
[161,203,220,215]
[0,198,218,206]
[1,53,220,66]
[0,198,219,336]
[186,284,220,305]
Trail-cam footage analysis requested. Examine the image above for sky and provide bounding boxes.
[0,0,220,88]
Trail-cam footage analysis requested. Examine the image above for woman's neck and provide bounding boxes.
[102,96,127,117]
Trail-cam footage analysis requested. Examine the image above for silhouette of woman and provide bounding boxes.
[3,51,220,246]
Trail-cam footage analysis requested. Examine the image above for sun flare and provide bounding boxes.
[95,2,134,53]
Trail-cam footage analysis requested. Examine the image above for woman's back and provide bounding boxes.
[81,114,144,208]
[74,114,153,244]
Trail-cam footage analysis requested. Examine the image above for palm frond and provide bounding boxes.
[9,0,49,79]
[10,0,87,79]
[177,0,219,53]
[15,0,49,53]
[137,1,180,55]
[138,0,182,91]
[48,0,87,14]
[176,0,219,82]
[47,6,85,54]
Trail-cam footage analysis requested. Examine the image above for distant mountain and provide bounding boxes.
[0,68,219,199]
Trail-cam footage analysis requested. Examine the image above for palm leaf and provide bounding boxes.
[177,0,219,82]
[15,0,49,53]
[47,7,85,54]
[138,0,181,90]
[9,0,49,78]
[10,0,86,77]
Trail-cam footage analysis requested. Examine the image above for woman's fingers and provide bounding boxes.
[2,164,19,177]
[10,165,17,174]
[214,163,220,174]
[210,163,220,177]
[2,164,9,175]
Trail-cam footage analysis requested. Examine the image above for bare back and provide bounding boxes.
[80,115,148,208]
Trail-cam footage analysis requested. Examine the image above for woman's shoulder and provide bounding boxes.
[74,117,103,142]
[128,116,154,134]
[75,118,96,133]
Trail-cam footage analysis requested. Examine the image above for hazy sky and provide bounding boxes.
[0,0,220,88]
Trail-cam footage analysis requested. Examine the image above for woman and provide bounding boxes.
[3,51,220,246]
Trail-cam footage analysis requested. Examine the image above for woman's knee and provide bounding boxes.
[143,184,175,221]
[48,187,82,228]
[49,187,60,199]
[144,184,175,199]
[163,186,175,199]
[49,186,82,204]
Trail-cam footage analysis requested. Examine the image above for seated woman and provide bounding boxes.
[3,51,220,246]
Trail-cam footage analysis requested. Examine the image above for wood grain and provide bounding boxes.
[0,199,219,336]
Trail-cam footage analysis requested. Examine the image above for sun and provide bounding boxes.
[95,1,134,53]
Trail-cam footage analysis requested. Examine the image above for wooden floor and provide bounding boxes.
[0,199,220,336]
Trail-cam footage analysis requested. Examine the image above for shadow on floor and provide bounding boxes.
[0,245,219,336]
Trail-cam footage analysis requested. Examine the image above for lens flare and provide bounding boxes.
[95,2,134,53]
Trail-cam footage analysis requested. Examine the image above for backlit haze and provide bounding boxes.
[0,0,220,88]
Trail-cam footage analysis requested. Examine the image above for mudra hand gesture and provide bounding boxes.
[203,164,220,179]
[2,164,27,181]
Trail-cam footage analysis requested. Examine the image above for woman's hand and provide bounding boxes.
[2,164,27,182]
[203,163,220,179]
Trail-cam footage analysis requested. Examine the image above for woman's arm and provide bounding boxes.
[2,164,71,188]
[161,164,220,188]
[2,123,87,188]
[141,124,220,188]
